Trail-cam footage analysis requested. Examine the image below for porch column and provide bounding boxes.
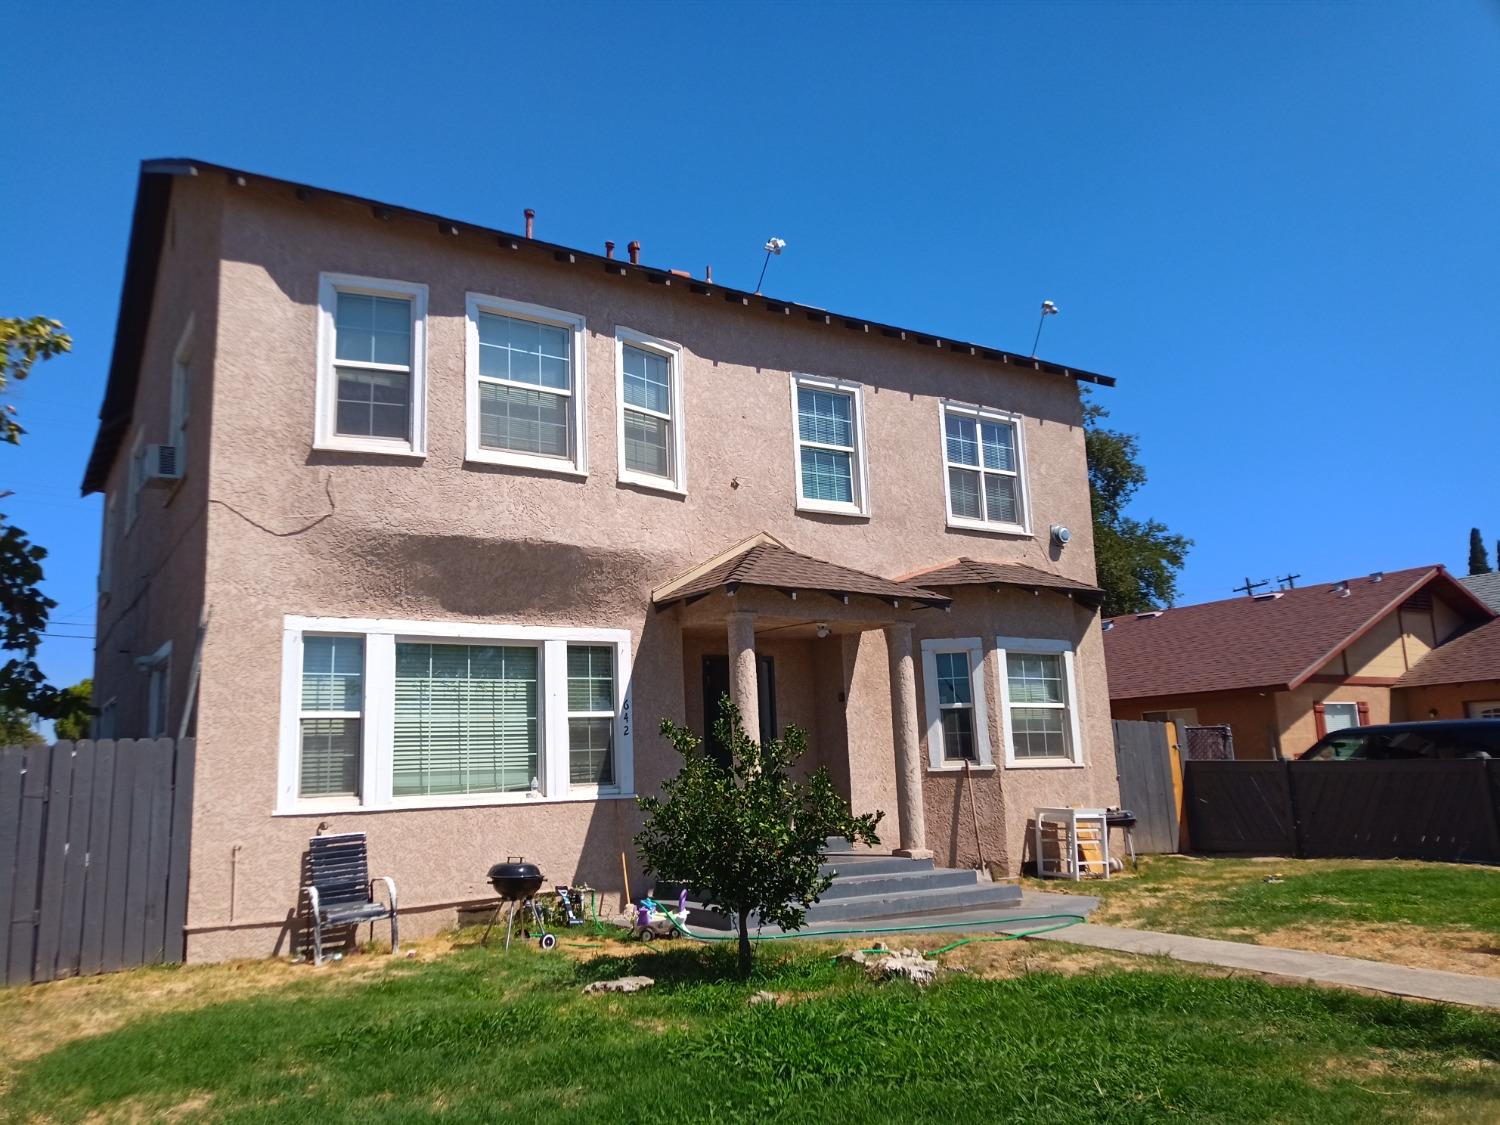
[727,610,761,744]
[885,623,931,859]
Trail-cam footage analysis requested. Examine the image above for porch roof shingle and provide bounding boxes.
[898,557,1103,604]
[1394,618,1500,688]
[653,540,950,609]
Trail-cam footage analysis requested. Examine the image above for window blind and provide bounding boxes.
[393,643,538,796]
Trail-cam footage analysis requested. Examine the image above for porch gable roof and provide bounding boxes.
[653,534,950,609]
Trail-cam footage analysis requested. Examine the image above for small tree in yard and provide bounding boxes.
[637,699,882,978]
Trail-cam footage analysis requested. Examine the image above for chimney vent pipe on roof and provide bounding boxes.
[524,209,535,239]
[706,265,713,283]
[1333,581,1351,597]
[628,240,641,265]
[605,241,615,259]
[1370,571,1384,583]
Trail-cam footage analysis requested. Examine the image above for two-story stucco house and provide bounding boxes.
[85,159,1121,960]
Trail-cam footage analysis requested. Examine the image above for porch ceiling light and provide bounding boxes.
[815,622,831,639]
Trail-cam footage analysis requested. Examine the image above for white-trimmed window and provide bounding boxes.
[615,327,686,492]
[941,402,1029,534]
[169,316,194,473]
[298,635,364,799]
[466,294,588,475]
[125,428,145,530]
[790,375,868,516]
[316,273,428,456]
[143,641,172,738]
[567,644,618,788]
[276,617,633,813]
[1322,701,1360,733]
[995,637,1084,767]
[98,492,118,595]
[921,638,992,769]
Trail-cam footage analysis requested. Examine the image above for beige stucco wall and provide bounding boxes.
[1274,682,1393,758]
[93,183,221,739]
[105,176,1111,959]
[1396,681,1500,721]
[1113,689,1282,759]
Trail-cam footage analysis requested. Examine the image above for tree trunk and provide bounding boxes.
[737,909,752,978]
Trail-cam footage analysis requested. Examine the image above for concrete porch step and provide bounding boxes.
[816,867,981,900]
[818,854,936,878]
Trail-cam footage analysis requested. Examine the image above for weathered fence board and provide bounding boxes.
[1185,758,1500,863]
[0,740,195,986]
[1112,720,1180,853]
[1184,760,1296,855]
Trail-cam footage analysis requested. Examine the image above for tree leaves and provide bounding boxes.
[1,317,72,445]
[636,698,883,976]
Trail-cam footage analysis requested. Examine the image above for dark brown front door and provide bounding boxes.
[702,654,777,766]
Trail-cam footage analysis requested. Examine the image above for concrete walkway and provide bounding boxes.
[1021,922,1500,1010]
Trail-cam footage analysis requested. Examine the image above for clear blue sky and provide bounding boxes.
[5,1,1499,697]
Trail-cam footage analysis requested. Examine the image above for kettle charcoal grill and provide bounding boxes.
[481,857,556,950]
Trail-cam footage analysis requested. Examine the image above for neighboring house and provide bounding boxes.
[85,159,1120,961]
[1105,567,1496,758]
[1460,572,1500,612]
[1392,617,1500,719]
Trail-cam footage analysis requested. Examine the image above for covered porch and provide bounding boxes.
[653,534,950,859]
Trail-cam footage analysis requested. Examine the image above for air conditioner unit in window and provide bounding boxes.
[141,443,182,486]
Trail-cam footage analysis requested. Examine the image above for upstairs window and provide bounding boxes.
[616,327,686,492]
[941,403,1028,534]
[791,375,868,516]
[316,274,428,456]
[466,294,588,475]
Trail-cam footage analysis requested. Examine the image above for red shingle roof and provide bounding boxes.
[899,557,1103,604]
[654,542,949,608]
[1394,618,1500,688]
[1103,566,1471,700]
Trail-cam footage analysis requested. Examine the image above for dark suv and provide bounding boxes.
[1298,719,1500,762]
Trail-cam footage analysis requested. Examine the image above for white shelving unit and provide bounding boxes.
[1034,806,1111,881]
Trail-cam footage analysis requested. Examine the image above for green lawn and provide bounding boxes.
[1,934,1497,1123]
[1026,856,1500,974]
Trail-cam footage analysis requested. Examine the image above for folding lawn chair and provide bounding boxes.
[302,832,399,965]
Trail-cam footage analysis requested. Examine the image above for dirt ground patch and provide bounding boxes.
[1253,923,1500,978]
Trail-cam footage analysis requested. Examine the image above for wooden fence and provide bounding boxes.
[0,739,195,986]
[1185,758,1500,862]
[1112,720,1182,853]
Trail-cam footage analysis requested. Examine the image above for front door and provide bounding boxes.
[702,654,777,766]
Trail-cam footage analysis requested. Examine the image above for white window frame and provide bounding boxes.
[465,293,589,476]
[168,315,194,475]
[920,637,993,770]
[614,326,687,494]
[275,616,633,814]
[939,400,1031,536]
[1322,701,1361,732]
[995,636,1084,768]
[565,643,626,796]
[142,641,172,738]
[98,492,118,596]
[1467,700,1500,719]
[125,427,145,531]
[295,633,366,806]
[315,273,429,457]
[789,374,870,517]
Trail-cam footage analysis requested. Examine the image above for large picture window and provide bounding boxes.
[277,618,632,812]
[941,402,1028,534]
[790,375,868,516]
[466,294,588,474]
[316,274,428,456]
[995,637,1084,767]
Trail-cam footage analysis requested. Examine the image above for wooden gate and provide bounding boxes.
[1112,720,1181,853]
[0,739,195,985]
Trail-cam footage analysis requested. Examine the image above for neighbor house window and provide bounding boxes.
[941,402,1028,533]
[466,294,588,474]
[920,638,992,769]
[995,637,1084,767]
[277,618,635,812]
[615,327,686,492]
[298,635,364,798]
[567,645,617,787]
[169,316,193,474]
[125,428,145,530]
[1322,702,1360,733]
[144,642,172,739]
[790,375,868,515]
[315,274,428,456]
[393,643,539,797]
